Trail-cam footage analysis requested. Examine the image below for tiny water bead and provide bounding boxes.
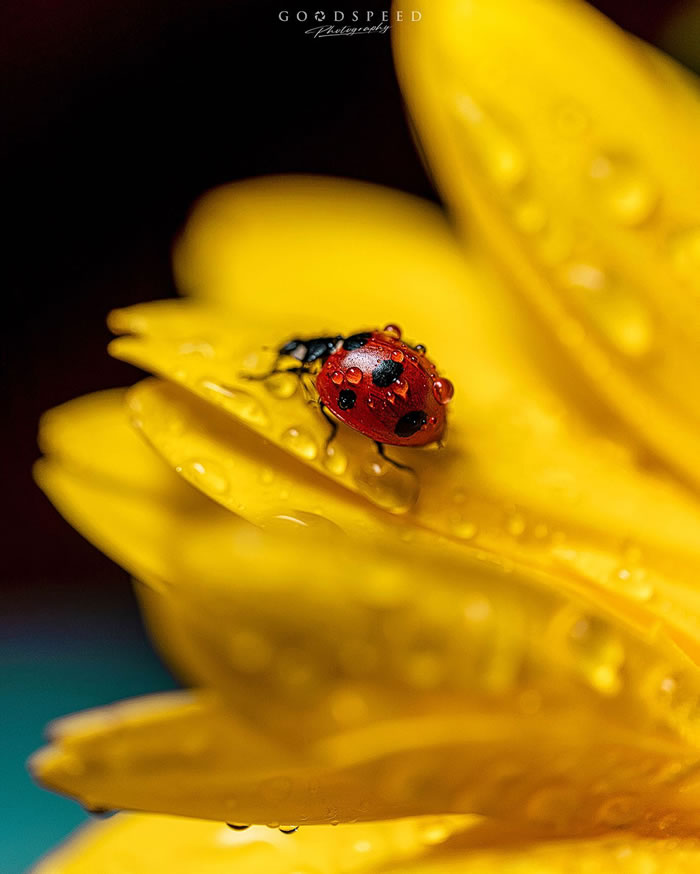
[331,370,344,386]
[278,825,299,834]
[346,367,363,385]
[281,427,318,461]
[226,823,250,831]
[353,455,419,513]
[383,324,402,339]
[390,349,404,363]
[323,442,348,476]
[178,458,230,495]
[414,344,426,355]
[588,152,659,227]
[432,377,454,405]
[394,378,409,399]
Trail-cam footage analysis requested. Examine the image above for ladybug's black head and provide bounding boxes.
[279,335,342,365]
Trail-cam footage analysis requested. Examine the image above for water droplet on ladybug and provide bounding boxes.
[432,378,454,405]
[346,367,363,385]
[415,344,426,355]
[394,378,409,399]
[383,324,402,339]
[331,370,344,386]
[366,395,375,408]
[391,349,404,363]
[386,391,396,404]
[428,415,437,426]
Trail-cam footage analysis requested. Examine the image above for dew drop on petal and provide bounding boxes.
[323,442,348,475]
[560,262,654,358]
[226,824,250,831]
[279,825,299,834]
[199,381,270,426]
[281,427,318,461]
[353,456,419,514]
[455,94,527,190]
[451,517,477,540]
[346,367,363,385]
[264,372,298,399]
[180,458,230,495]
[588,152,659,227]
[668,227,700,289]
[383,324,402,339]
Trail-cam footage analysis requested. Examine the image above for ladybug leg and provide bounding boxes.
[375,441,414,473]
[318,401,338,449]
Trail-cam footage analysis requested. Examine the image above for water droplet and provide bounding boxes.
[267,511,341,536]
[391,349,404,363]
[432,377,454,405]
[200,381,270,426]
[386,390,396,404]
[323,443,347,475]
[346,367,363,385]
[418,819,452,845]
[180,459,229,494]
[455,94,527,190]
[414,344,426,355]
[561,262,654,358]
[506,512,526,537]
[279,825,298,834]
[451,517,477,540]
[613,566,654,601]
[264,372,298,399]
[588,153,659,226]
[596,794,642,827]
[331,370,344,386]
[226,823,250,831]
[394,378,409,399]
[259,468,275,485]
[383,324,402,339]
[563,612,625,695]
[668,227,700,288]
[281,427,318,460]
[512,198,548,235]
[353,455,419,513]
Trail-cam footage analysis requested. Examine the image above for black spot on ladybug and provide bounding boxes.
[343,332,371,351]
[338,389,357,410]
[372,359,403,387]
[394,410,427,438]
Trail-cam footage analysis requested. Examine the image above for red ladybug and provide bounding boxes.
[251,324,453,463]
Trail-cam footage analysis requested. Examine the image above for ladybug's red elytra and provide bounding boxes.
[249,325,453,465]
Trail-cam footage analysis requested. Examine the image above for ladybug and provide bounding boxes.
[248,325,453,466]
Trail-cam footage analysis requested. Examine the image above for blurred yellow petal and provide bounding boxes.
[32,812,473,874]
[394,0,700,489]
[108,299,700,665]
[30,517,700,833]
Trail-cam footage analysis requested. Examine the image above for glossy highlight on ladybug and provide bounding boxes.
[248,324,453,464]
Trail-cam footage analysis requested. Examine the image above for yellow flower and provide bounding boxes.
[30,0,700,871]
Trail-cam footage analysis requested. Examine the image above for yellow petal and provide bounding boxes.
[32,812,473,874]
[394,0,700,489]
[109,303,700,664]
[30,522,700,833]
[33,812,700,874]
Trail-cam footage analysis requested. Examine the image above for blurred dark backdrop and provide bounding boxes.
[1,1,695,870]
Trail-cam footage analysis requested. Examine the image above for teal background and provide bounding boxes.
[2,587,177,873]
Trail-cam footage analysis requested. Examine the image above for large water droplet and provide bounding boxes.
[353,455,419,513]
[200,381,270,427]
[588,153,659,227]
[560,262,654,358]
[281,427,318,460]
[455,94,527,190]
[179,458,230,495]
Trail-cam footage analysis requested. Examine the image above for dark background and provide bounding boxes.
[2,1,697,870]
